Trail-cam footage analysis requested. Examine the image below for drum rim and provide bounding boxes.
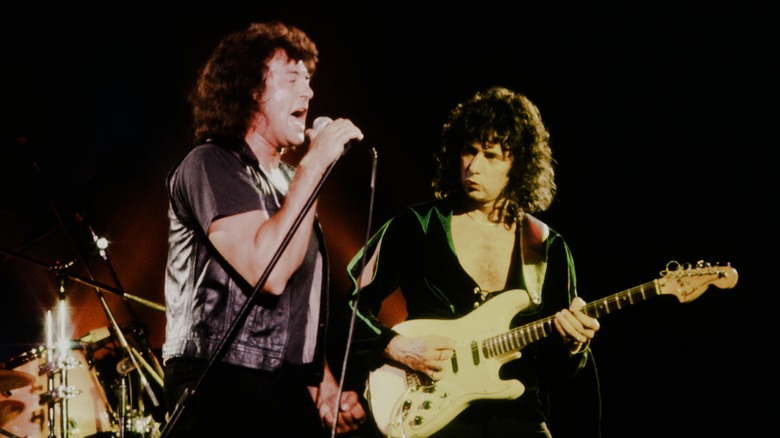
[0,346,45,371]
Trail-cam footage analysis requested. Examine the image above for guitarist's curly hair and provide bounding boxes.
[433,86,556,220]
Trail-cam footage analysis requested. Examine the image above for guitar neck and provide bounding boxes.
[584,279,661,318]
[483,280,660,358]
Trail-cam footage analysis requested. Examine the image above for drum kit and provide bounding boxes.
[0,231,166,438]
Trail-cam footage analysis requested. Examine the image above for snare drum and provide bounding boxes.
[0,346,116,437]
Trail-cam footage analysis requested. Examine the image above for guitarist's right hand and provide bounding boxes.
[384,335,456,381]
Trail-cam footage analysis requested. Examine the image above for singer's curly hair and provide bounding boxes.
[433,86,556,219]
[189,21,318,144]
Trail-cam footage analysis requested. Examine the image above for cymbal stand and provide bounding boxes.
[3,154,165,436]
[0,248,165,313]
[44,256,150,438]
[62,217,163,432]
[0,247,165,419]
[84,222,164,437]
[88,223,165,383]
[42,309,57,438]
[38,262,77,438]
[45,236,161,436]
[91,282,160,435]
[30,156,163,421]
[117,376,128,438]
[113,348,163,437]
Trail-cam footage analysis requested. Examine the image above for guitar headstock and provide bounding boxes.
[657,260,738,303]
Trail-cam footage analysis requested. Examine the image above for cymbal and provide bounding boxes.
[0,399,25,427]
[0,369,35,393]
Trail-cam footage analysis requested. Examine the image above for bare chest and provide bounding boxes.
[451,218,516,292]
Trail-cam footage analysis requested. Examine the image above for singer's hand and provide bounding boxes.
[311,360,367,434]
[309,371,367,434]
[304,117,363,164]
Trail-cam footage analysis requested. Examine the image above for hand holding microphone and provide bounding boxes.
[312,116,335,134]
[305,116,364,163]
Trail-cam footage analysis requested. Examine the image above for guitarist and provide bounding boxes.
[338,86,601,437]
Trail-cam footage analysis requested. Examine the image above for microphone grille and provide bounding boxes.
[312,116,333,133]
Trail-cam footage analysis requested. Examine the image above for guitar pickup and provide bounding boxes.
[451,350,459,373]
[471,340,479,365]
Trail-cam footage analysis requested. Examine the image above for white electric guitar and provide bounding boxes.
[366,261,738,438]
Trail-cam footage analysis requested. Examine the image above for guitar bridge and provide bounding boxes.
[406,371,436,391]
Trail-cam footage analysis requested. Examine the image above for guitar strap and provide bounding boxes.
[521,213,546,259]
[523,213,578,301]
[521,213,548,305]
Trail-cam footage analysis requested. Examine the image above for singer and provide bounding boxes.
[161,21,365,437]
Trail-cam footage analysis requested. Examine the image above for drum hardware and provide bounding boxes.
[0,371,35,395]
[0,347,46,372]
[111,374,162,437]
[76,235,165,438]
[0,249,165,314]
[38,354,82,405]
[1,343,116,438]
[0,399,26,438]
[117,378,128,438]
[79,329,165,438]
[0,265,123,438]
[48,301,69,438]
[76,327,112,348]
[1,179,166,436]
[1,231,165,407]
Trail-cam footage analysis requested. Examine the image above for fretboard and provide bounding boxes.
[482,280,660,358]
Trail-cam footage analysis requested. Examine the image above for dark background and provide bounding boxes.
[1,2,776,437]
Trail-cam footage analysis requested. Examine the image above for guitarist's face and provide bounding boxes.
[460,141,512,205]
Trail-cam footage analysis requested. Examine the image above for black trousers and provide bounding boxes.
[163,358,326,437]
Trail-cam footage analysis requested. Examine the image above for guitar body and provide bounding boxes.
[366,261,738,438]
[367,289,531,438]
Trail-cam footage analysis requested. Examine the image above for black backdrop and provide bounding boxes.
[1,2,776,437]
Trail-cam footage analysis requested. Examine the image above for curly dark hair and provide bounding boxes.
[189,21,318,144]
[433,86,556,219]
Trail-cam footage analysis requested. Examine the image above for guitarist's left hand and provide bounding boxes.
[553,297,601,354]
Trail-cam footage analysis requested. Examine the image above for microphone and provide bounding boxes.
[311,116,362,152]
[312,116,333,133]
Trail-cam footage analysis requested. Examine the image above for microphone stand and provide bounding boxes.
[331,146,378,438]
[160,152,343,438]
